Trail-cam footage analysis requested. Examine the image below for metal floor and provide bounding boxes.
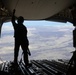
[0,60,68,75]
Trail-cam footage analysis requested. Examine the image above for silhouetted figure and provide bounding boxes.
[66,6,76,75]
[73,27,76,48]
[66,28,76,75]
[67,28,76,75]
[11,9,31,67]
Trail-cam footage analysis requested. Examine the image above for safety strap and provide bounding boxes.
[15,0,20,9]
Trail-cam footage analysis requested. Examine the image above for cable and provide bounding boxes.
[14,0,20,9]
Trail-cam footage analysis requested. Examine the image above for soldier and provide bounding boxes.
[11,9,31,67]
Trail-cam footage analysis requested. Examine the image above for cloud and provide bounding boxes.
[28,22,74,60]
[0,21,75,61]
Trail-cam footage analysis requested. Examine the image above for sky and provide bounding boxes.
[0,20,75,62]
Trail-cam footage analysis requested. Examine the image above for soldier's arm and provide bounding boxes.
[11,9,16,29]
[27,39,31,56]
[27,48,31,56]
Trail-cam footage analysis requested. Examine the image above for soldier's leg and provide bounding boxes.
[23,50,29,66]
[21,44,29,66]
[14,41,20,64]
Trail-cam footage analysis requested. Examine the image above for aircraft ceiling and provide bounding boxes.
[1,0,76,21]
